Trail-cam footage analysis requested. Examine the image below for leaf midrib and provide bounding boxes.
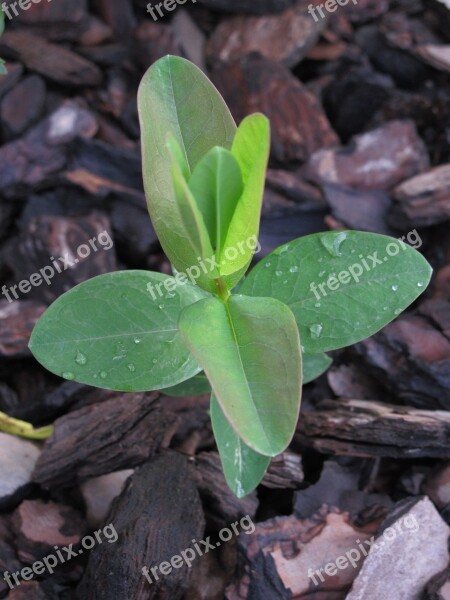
[223,301,272,451]
[32,328,177,346]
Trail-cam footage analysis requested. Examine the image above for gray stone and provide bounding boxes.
[0,433,40,508]
[346,496,450,600]
[81,470,134,528]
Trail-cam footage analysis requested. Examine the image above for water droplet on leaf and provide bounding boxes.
[417,282,424,287]
[265,262,271,268]
[275,270,283,277]
[392,285,399,291]
[100,371,107,379]
[320,232,348,257]
[134,337,141,344]
[75,351,87,366]
[127,363,136,372]
[62,372,74,380]
[309,324,323,339]
[289,266,299,273]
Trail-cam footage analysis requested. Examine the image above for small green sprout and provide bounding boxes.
[29,56,432,497]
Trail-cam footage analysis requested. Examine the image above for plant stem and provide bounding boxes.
[215,278,230,303]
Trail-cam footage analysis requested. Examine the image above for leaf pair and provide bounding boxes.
[139,56,270,293]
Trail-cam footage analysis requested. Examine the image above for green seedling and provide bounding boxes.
[29,56,432,497]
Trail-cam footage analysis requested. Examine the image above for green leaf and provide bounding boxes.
[29,271,208,392]
[168,140,217,277]
[239,231,433,354]
[220,114,270,276]
[303,353,332,384]
[211,394,270,497]
[188,146,243,257]
[138,55,236,293]
[164,373,211,397]
[178,295,302,456]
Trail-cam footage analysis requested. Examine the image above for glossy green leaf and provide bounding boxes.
[303,353,332,384]
[169,141,218,277]
[211,394,270,497]
[188,146,243,257]
[239,231,433,354]
[164,373,211,397]
[29,271,208,392]
[179,295,302,456]
[220,114,270,276]
[138,55,236,293]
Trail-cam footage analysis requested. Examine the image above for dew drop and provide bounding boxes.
[301,345,305,353]
[166,292,175,298]
[152,358,158,364]
[394,308,402,316]
[134,337,141,344]
[62,371,74,380]
[417,282,424,287]
[127,363,136,372]
[319,270,326,277]
[309,323,323,339]
[320,232,348,257]
[275,270,283,277]
[113,342,126,361]
[283,280,288,285]
[75,351,87,366]
[100,371,107,379]
[315,302,321,308]
[278,245,289,254]
[158,304,164,309]
[391,284,399,292]
[265,262,271,268]
[289,266,299,273]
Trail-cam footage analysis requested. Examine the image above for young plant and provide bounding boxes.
[29,56,432,497]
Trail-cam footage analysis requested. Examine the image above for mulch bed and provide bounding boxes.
[0,0,449,598]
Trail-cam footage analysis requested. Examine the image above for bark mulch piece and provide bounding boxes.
[75,452,205,600]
